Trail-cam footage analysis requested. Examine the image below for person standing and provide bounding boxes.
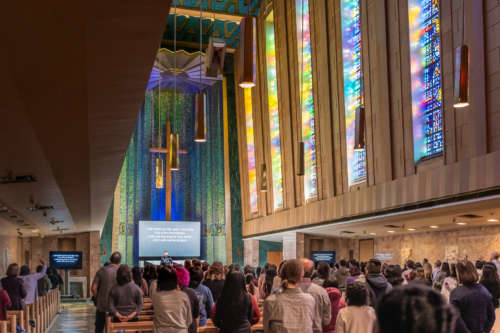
[299,259,332,333]
[364,259,392,307]
[441,264,458,303]
[161,251,173,267]
[1,264,26,310]
[450,260,495,333]
[480,262,500,308]
[189,267,213,327]
[335,282,376,333]
[0,289,11,321]
[109,265,143,322]
[264,259,315,333]
[175,267,199,333]
[334,260,349,290]
[20,260,47,305]
[213,271,255,333]
[491,252,500,278]
[432,260,441,282]
[36,265,52,297]
[323,279,347,333]
[91,251,121,333]
[153,266,192,333]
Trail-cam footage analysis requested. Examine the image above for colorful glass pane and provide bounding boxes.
[244,87,258,214]
[408,0,443,162]
[341,0,367,186]
[296,0,318,200]
[265,11,284,210]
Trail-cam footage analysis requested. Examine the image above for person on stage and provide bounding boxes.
[161,250,173,267]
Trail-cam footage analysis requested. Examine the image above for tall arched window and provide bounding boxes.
[265,10,284,210]
[296,0,318,200]
[341,0,367,186]
[408,0,444,162]
[244,87,258,215]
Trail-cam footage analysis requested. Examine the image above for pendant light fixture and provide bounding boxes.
[170,4,181,171]
[170,133,180,171]
[297,141,305,177]
[238,0,256,88]
[297,0,305,178]
[259,163,268,192]
[155,58,164,188]
[195,0,207,142]
[354,106,366,151]
[454,0,469,108]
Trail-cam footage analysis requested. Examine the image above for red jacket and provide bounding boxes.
[0,290,12,321]
[323,287,346,333]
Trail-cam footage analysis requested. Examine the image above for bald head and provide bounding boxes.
[301,258,314,278]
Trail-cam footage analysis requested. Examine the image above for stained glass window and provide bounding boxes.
[408,0,443,162]
[265,11,284,210]
[296,0,318,200]
[244,87,258,214]
[341,0,367,186]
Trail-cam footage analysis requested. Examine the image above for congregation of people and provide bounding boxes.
[88,250,500,333]
[0,259,62,323]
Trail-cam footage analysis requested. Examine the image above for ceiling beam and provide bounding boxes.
[173,6,244,23]
[162,39,236,53]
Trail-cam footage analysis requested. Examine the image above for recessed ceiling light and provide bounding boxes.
[488,218,498,223]
[31,229,39,233]
[369,232,376,236]
[430,225,439,229]
[456,222,467,226]
[387,230,395,233]
[407,228,416,231]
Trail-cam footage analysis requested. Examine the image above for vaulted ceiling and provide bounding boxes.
[0,0,172,236]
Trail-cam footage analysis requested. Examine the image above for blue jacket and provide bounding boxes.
[194,283,214,326]
[450,283,495,333]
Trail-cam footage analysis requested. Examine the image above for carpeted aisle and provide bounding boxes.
[48,302,95,333]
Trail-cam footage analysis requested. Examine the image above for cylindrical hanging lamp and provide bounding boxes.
[259,163,268,192]
[155,158,164,188]
[353,106,366,151]
[194,93,207,142]
[297,141,305,176]
[454,45,469,108]
[170,133,180,171]
[238,15,256,88]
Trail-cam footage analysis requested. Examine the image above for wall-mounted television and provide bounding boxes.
[311,251,336,264]
[49,251,83,270]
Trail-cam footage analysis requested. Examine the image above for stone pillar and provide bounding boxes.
[244,239,259,267]
[283,232,305,260]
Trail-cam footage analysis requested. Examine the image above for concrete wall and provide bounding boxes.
[372,224,500,266]
[22,231,100,297]
[487,0,500,150]
[0,235,21,276]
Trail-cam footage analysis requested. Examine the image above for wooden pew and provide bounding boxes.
[6,315,16,333]
[6,311,24,331]
[0,321,7,333]
[105,315,153,333]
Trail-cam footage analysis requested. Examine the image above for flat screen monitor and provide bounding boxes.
[49,251,83,270]
[138,221,201,259]
[311,251,336,264]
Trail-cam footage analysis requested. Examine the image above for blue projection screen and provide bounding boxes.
[139,221,201,258]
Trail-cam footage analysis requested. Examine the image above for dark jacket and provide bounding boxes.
[181,286,200,333]
[214,293,253,333]
[203,279,224,303]
[365,273,392,307]
[1,276,27,310]
[481,280,500,308]
[450,283,495,333]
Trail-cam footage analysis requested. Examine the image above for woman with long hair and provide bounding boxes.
[261,265,277,299]
[132,266,148,296]
[450,260,495,333]
[433,262,450,291]
[441,263,458,303]
[203,262,225,303]
[214,271,257,333]
[245,273,259,300]
[480,262,500,308]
